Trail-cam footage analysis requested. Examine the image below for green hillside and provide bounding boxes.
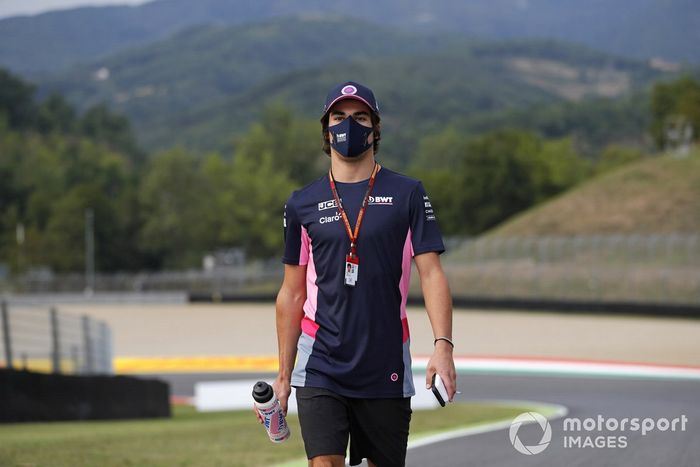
[41,17,462,125]
[136,49,558,155]
[1,0,698,74]
[38,16,665,160]
[489,147,700,236]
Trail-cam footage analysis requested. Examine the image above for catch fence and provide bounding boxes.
[0,301,113,375]
[3,234,699,306]
[439,234,700,305]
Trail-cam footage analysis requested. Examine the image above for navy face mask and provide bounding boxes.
[329,116,373,158]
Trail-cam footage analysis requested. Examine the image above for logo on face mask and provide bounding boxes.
[329,116,373,158]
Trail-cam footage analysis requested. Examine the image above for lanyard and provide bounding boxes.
[328,162,379,259]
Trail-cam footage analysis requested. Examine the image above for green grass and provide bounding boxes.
[0,403,531,467]
[488,148,700,236]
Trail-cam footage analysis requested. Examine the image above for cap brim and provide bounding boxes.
[320,95,377,122]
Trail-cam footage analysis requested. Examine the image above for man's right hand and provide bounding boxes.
[273,375,292,416]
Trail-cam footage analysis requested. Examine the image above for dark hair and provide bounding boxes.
[322,112,381,156]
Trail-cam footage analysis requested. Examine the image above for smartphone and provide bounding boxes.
[431,373,449,407]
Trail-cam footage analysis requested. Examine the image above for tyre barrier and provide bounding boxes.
[0,369,170,423]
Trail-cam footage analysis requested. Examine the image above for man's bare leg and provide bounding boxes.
[309,455,345,467]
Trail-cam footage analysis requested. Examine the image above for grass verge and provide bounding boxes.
[0,402,532,467]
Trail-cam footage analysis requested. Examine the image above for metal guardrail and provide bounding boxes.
[0,301,113,375]
[6,262,282,295]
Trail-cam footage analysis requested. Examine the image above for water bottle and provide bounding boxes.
[252,381,290,443]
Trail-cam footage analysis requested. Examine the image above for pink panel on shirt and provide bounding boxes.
[302,231,319,325]
[399,229,413,342]
[402,317,410,342]
[299,226,310,265]
[301,315,319,338]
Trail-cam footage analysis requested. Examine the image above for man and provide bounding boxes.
[273,81,456,467]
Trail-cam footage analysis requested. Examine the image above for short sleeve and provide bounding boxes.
[409,182,445,256]
[282,194,310,265]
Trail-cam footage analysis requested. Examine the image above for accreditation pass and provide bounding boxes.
[344,255,359,287]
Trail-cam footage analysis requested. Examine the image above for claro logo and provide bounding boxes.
[319,212,341,224]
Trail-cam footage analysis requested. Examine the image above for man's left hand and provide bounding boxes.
[425,340,457,402]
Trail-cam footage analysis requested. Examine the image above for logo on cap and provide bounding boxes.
[341,85,358,95]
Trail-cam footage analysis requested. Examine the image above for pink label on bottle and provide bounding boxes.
[257,399,290,443]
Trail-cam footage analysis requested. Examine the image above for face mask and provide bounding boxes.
[329,116,373,158]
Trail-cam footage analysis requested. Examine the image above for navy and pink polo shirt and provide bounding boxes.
[283,166,445,398]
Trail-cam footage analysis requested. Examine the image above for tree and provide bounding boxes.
[0,68,36,129]
[0,71,151,273]
[36,93,77,134]
[138,149,218,268]
[80,103,145,166]
[218,148,296,259]
[408,126,470,234]
[415,169,463,235]
[232,102,323,185]
[414,129,588,235]
[411,126,468,172]
[650,76,700,149]
[529,137,589,202]
[460,130,542,232]
[13,135,136,272]
[41,184,116,272]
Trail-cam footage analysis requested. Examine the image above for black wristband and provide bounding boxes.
[434,337,454,349]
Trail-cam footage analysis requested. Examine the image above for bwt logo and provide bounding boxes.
[336,133,347,142]
[318,199,338,211]
[369,196,393,205]
[509,412,552,455]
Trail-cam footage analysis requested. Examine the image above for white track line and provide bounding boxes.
[407,400,568,450]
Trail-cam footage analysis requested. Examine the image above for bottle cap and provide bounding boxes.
[252,381,274,403]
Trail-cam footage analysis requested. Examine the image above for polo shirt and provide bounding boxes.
[283,166,445,398]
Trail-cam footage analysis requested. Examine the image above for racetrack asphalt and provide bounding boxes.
[405,374,699,467]
[29,301,698,466]
[147,371,700,467]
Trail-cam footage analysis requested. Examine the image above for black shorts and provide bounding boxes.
[295,386,412,467]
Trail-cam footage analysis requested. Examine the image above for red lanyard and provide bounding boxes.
[328,162,379,259]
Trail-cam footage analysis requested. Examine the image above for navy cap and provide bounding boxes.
[321,81,380,121]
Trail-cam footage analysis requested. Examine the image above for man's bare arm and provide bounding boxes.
[414,252,457,401]
[273,264,307,414]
